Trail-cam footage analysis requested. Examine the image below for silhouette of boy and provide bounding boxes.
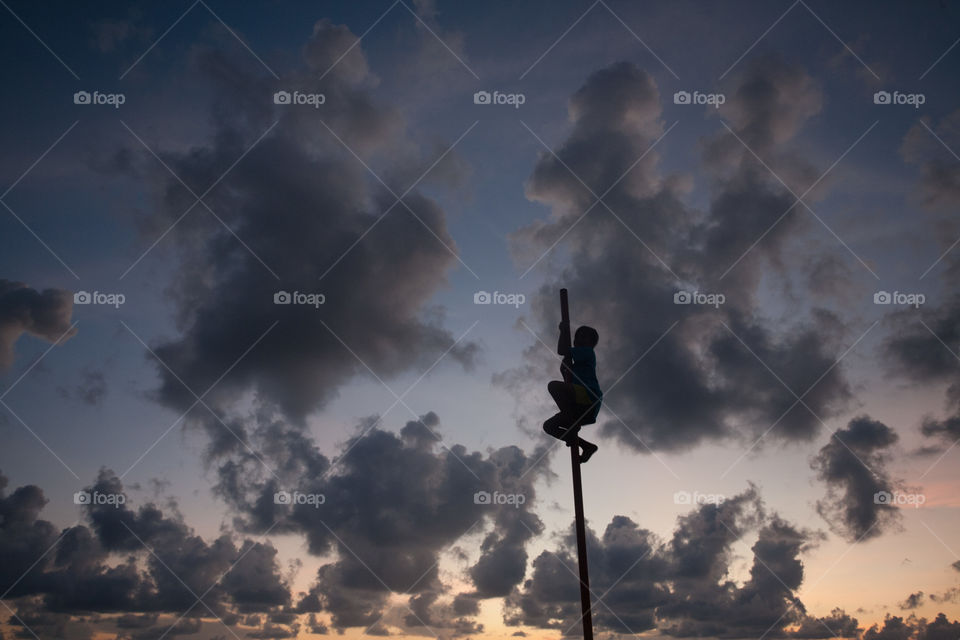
[543,323,602,463]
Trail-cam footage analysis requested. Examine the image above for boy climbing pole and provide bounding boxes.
[543,310,602,463]
[542,289,597,640]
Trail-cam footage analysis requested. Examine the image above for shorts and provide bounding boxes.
[573,384,594,406]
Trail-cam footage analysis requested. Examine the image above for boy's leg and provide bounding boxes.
[545,381,582,443]
[548,380,577,414]
[543,412,580,443]
[543,412,567,439]
[578,437,598,463]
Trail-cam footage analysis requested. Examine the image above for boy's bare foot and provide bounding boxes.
[579,441,598,463]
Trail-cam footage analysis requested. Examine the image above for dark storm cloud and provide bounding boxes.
[245,621,299,639]
[930,587,960,604]
[5,600,96,640]
[883,293,960,454]
[0,279,75,370]
[506,486,846,638]
[214,411,548,632]
[919,416,960,442]
[104,19,506,632]
[811,416,901,542]
[306,613,328,634]
[120,19,476,424]
[0,469,290,628]
[883,296,960,384]
[901,592,926,610]
[864,616,917,640]
[885,109,960,453]
[791,609,861,638]
[918,614,960,640]
[84,470,290,616]
[863,615,960,640]
[509,57,851,453]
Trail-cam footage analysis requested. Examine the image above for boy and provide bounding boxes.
[543,323,602,463]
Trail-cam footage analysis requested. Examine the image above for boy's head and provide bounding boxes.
[574,325,599,348]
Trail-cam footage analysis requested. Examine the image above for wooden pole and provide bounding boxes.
[559,289,594,640]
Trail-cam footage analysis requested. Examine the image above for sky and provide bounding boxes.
[1,1,960,639]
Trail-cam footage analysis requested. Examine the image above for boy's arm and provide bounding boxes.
[557,322,571,357]
[558,322,573,382]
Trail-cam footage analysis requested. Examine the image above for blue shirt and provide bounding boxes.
[569,346,602,416]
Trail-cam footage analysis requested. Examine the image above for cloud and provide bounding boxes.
[212,411,548,632]
[918,614,960,640]
[929,587,960,604]
[901,592,926,610]
[791,609,861,638]
[93,24,508,633]
[862,614,960,640]
[506,486,843,638]
[864,616,918,640]
[0,279,75,370]
[508,57,851,454]
[119,19,477,424]
[884,110,960,456]
[811,416,902,542]
[0,469,290,628]
[883,295,960,455]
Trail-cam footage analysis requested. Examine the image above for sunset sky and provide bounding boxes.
[2,1,960,639]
